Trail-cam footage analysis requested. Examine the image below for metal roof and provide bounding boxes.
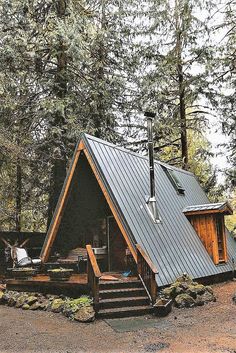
[183,202,232,213]
[83,134,236,287]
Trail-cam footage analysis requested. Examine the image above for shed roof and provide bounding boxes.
[183,202,233,215]
[82,134,235,286]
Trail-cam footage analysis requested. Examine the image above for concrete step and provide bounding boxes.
[99,296,150,309]
[98,305,153,319]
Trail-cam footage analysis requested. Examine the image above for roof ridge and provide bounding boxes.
[83,133,194,176]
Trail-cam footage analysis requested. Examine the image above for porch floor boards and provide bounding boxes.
[5,272,138,295]
[6,273,89,295]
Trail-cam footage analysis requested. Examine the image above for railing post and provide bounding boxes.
[86,244,102,313]
[150,272,158,304]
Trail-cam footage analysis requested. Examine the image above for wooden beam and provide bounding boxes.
[83,148,138,262]
[40,141,84,262]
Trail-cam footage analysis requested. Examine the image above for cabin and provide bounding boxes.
[6,133,235,318]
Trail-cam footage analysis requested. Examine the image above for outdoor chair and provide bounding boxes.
[12,247,41,268]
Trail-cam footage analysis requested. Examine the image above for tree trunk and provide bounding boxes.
[47,0,68,228]
[178,62,188,170]
[175,0,188,170]
[15,157,22,232]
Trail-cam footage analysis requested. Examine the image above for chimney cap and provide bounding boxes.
[144,111,156,118]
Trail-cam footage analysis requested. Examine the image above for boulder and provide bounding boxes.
[175,294,196,308]
[73,306,95,323]
[187,284,206,298]
[22,304,30,310]
[50,298,65,313]
[199,291,216,303]
[29,302,41,310]
[15,295,29,308]
[0,291,5,304]
[25,295,38,306]
[175,274,193,284]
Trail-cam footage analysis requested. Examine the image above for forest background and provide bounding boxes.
[0,0,235,233]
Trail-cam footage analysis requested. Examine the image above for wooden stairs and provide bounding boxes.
[98,278,153,319]
[86,244,158,319]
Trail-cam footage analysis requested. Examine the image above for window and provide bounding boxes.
[162,166,185,195]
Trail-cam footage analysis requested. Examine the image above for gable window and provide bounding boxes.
[162,166,185,195]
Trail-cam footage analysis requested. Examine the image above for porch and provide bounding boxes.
[6,244,158,318]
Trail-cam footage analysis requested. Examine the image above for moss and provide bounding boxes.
[175,294,196,308]
[50,298,65,313]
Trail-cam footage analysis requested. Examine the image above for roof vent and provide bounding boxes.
[145,112,161,224]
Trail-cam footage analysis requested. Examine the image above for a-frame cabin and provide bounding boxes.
[7,133,235,318]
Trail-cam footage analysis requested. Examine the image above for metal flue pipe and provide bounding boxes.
[144,111,161,223]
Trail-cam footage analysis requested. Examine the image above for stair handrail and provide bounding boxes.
[136,243,158,304]
[86,244,102,311]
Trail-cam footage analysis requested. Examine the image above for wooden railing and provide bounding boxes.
[136,244,158,304]
[86,245,102,312]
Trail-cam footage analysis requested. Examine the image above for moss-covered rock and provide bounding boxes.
[15,295,28,308]
[160,273,216,308]
[25,296,38,306]
[50,298,65,313]
[73,306,95,323]
[0,291,4,304]
[187,284,206,298]
[175,294,196,308]
[28,302,41,310]
[22,304,30,310]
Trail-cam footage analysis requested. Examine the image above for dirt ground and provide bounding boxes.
[0,281,236,353]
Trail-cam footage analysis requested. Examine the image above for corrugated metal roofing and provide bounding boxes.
[83,134,236,287]
[183,202,228,212]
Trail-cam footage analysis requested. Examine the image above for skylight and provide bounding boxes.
[162,166,185,195]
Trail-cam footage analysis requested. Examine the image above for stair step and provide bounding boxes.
[100,296,150,309]
[98,305,153,319]
[100,287,146,299]
[99,280,142,290]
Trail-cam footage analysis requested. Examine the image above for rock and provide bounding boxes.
[175,274,193,285]
[73,306,95,322]
[25,296,38,305]
[0,291,5,304]
[29,302,41,310]
[199,291,216,303]
[15,295,29,308]
[22,304,30,310]
[162,282,183,299]
[205,286,214,294]
[195,295,205,306]
[39,299,50,311]
[175,294,196,308]
[187,284,206,298]
[50,298,65,313]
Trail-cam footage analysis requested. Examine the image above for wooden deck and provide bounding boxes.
[6,273,89,297]
[6,272,138,297]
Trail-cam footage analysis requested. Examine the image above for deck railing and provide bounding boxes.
[86,244,102,311]
[136,244,158,304]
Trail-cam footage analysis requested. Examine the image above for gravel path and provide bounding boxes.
[1,281,236,353]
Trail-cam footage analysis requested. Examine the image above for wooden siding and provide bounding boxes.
[188,214,228,265]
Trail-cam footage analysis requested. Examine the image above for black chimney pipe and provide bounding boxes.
[144,111,161,223]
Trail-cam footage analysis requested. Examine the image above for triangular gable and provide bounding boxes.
[40,136,136,263]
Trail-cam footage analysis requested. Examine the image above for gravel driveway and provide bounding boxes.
[1,281,236,353]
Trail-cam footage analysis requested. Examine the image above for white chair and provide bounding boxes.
[12,247,41,268]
